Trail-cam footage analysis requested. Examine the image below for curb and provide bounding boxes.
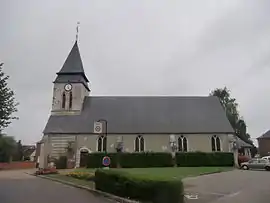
[29,173,139,203]
[183,168,235,181]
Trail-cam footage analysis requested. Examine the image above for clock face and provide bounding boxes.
[64,84,72,91]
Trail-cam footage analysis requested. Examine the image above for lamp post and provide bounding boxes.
[169,135,178,166]
[97,119,108,152]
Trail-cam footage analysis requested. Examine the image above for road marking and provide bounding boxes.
[211,191,241,202]
[227,191,241,198]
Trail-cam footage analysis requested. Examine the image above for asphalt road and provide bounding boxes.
[183,169,270,203]
[1,169,269,203]
[0,170,113,203]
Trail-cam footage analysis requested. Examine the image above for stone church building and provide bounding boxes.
[40,40,235,168]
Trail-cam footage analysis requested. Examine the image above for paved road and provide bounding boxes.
[0,170,113,203]
[183,169,270,203]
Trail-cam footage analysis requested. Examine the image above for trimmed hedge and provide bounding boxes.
[95,169,184,203]
[86,152,118,168]
[120,152,173,168]
[176,152,234,167]
[86,152,233,168]
[86,152,173,168]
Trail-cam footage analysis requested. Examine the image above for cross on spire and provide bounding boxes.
[76,22,80,41]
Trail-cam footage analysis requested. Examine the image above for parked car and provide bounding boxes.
[241,158,270,171]
[261,156,270,162]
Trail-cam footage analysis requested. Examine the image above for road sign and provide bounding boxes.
[102,156,111,167]
[94,122,103,133]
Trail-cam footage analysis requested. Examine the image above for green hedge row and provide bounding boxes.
[86,152,173,168]
[176,152,234,167]
[86,152,234,168]
[95,169,184,203]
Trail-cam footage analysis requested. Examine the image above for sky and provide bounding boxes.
[1,0,270,145]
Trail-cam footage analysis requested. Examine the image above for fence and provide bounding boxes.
[0,161,36,170]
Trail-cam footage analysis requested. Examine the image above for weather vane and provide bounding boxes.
[76,22,80,41]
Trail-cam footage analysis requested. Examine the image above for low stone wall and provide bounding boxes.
[0,161,36,170]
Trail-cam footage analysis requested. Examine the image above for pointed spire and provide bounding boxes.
[54,37,90,90]
[57,41,85,75]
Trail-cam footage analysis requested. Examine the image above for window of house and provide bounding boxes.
[69,92,73,109]
[97,136,107,152]
[211,135,221,152]
[62,92,66,109]
[135,135,145,152]
[178,135,188,152]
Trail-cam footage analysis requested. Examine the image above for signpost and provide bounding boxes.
[102,156,111,167]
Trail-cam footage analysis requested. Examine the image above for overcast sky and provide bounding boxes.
[1,0,270,145]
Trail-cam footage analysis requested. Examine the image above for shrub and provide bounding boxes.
[86,152,173,168]
[176,152,234,167]
[66,171,95,181]
[95,169,184,203]
[55,156,67,169]
[119,152,173,168]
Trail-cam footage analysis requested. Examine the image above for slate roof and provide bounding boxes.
[236,138,253,148]
[43,96,234,134]
[257,130,270,139]
[54,41,89,90]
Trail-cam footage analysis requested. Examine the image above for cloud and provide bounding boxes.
[1,0,270,145]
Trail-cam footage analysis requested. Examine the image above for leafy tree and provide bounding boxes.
[210,87,252,144]
[0,134,16,162]
[12,140,23,161]
[0,63,18,132]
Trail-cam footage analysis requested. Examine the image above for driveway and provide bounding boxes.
[183,169,270,203]
[0,170,113,203]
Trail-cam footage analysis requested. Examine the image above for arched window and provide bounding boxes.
[62,92,66,109]
[178,135,188,152]
[103,136,107,152]
[211,135,221,152]
[97,136,107,152]
[135,135,144,152]
[69,92,73,109]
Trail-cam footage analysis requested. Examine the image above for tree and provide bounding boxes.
[210,87,252,144]
[0,63,18,132]
[12,140,23,161]
[0,134,16,162]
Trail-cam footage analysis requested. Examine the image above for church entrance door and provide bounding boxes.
[80,150,89,167]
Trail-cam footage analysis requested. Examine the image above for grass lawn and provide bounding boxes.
[74,167,232,180]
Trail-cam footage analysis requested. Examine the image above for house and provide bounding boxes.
[29,150,36,162]
[257,130,270,156]
[39,40,235,168]
[236,138,253,158]
[22,145,36,161]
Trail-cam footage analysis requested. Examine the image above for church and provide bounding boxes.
[39,40,235,168]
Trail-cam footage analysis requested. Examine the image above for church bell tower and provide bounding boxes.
[51,40,90,115]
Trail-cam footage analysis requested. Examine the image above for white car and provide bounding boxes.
[241,158,270,171]
[262,156,270,162]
